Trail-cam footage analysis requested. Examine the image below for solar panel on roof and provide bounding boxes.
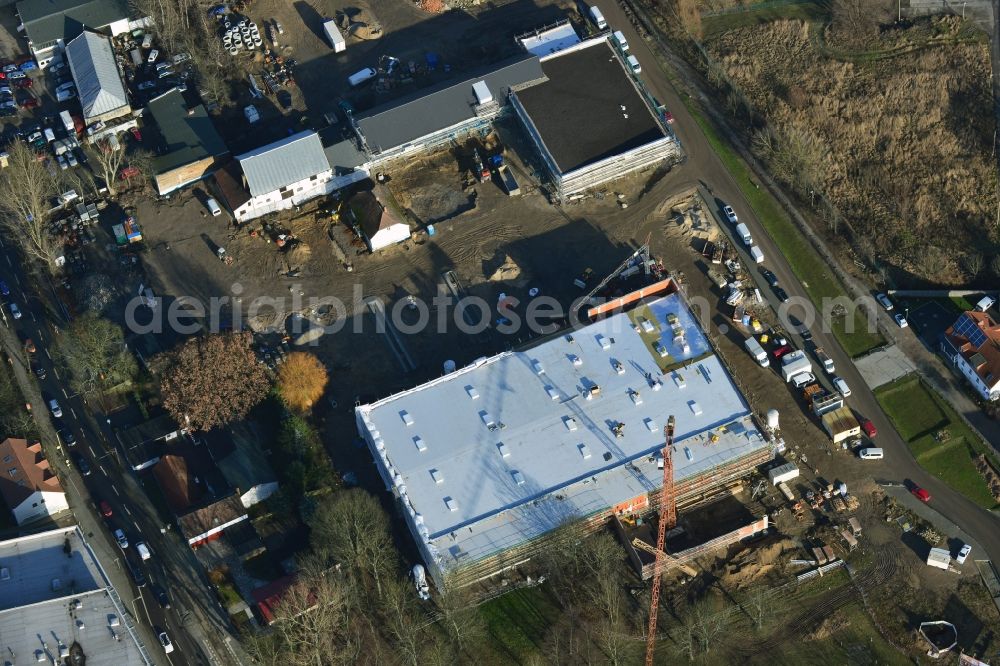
[956,314,988,348]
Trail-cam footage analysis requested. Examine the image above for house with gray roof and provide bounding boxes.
[146,88,229,195]
[215,131,344,222]
[17,0,132,68]
[66,30,130,123]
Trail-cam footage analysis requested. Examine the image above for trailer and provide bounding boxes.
[926,548,951,570]
[323,19,346,52]
[780,350,813,382]
[768,462,800,486]
[498,164,520,196]
[821,406,860,444]
[777,482,795,502]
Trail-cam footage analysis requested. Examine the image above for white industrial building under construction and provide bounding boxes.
[356,284,774,588]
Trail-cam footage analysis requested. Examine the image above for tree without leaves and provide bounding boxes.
[57,313,138,396]
[308,489,397,596]
[156,331,270,431]
[0,140,62,271]
[277,352,329,412]
[85,134,150,197]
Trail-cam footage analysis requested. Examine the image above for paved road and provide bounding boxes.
[0,239,228,665]
[604,0,1000,563]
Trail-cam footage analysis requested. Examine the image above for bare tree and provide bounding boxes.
[308,490,398,596]
[269,572,355,666]
[965,252,984,279]
[991,254,1000,279]
[85,134,132,197]
[743,585,771,630]
[435,585,487,655]
[0,140,62,270]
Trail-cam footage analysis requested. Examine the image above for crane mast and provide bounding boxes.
[645,414,676,666]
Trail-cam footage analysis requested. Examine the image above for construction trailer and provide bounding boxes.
[927,548,951,570]
[323,19,346,52]
[821,407,861,444]
[767,462,799,486]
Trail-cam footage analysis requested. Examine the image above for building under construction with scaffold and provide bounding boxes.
[355,279,776,589]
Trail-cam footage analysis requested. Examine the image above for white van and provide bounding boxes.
[206,197,222,217]
[736,222,752,245]
[833,376,851,397]
[750,246,765,264]
[612,30,629,52]
[626,55,641,74]
[744,336,768,367]
[589,6,607,30]
[858,448,883,460]
[348,67,377,87]
[136,541,151,561]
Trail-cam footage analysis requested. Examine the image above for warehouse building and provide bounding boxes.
[65,30,131,123]
[511,37,681,195]
[356,284,774,588]
[17,0,132,68]
[146,88,229,195]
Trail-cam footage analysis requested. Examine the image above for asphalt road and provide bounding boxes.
[0,238,211,665]
[603,0,1000,563]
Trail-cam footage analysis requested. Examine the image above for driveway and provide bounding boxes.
[607,0,1000,564]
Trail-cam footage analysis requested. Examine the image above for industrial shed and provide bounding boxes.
[146,88,229,195]
[66,30,130,123]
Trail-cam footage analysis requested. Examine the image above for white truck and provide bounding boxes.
[589,6,607,29]
[744,336,769,367]
[814,347,835,374]
[323,19,346,52]
[780,350,813,383]
[59,110,75,134]
[736,222,752,245]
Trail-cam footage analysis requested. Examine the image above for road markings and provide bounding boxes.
[112,485,120,496]
[5,255,10,267]
[124,505,133,516]
[62,387,68,398]
[53,367,60,379]
[44,348,51,359]
[89,445,97,457]
[98,464,107,475]
[13,274,19,286]
[132,519,141,531]
[70,407,77,419]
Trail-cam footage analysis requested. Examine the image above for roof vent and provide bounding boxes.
[430,469,443,484]
[645,418,657,432]
[533,360,545,375]
[472,80,493,104]
[546,386,560,401]
[466,385,480,400]
[512,470,525,485]
[579,444,591,459]
[689,400,703,415]
[673,372,686,389]
[564,417,578,431]
[444,496,459,512]
[480,411,495,428]
[497,442,510,458]
[400,410,414,426]
[570,354,583,366]
[597,334,611,350]
[630,389,642,405]
[684,447,694,461]
[413,436,427,452]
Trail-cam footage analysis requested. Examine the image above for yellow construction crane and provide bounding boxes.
[645,414,677,666]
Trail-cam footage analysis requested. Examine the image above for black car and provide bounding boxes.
[152,583,171,609]
[773,287,790,303]
[57,427,76,446]
[70,451,91,475]
[760,268,779,288]
[31,360,46,379]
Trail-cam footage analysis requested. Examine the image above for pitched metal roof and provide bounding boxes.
[236,131,330,197]
[147,88,229,174]
[66,30,129,119]
[355,54,547,155]
[18,0,128,50]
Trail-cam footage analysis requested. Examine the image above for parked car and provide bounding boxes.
[57,427,76,446]
[894,313,908,328]
[662,109,674,124]
[137,80,157,91]
[772,344,793,359]
[147,49,159,63]
[30,360,46,379]
[129,126,142,141]
[875,292,893,311]
[48,399,62,418]
[152,584,171,608]
[19,97,38,109]
[99,500,113,518]
[0,280,8,296]
[56,88,76,102]
[158,632,174,653]
[70,451,91,476]
[6,71,26,80]
[66,151,77,167]
[113,528,129,549]
[832,376,851,397]
[760,268,779,287]
[773,287,790,303]
[12,78,32,88]
[791,372,815,389]
[911,485,931,502]
[723,205,738,224]
[956,543,972,564]
[860,419,877,439]
[1,63,18,73]
[9,302,22,319]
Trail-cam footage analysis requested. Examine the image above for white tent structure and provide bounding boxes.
[66,30,131,123]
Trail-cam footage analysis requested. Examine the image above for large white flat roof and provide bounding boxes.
[0,526,101,609]
[358,293,755,542]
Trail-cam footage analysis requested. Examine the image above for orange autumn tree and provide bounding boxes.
[278,352,329,412]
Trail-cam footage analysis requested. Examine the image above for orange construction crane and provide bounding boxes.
[645,414,677,666]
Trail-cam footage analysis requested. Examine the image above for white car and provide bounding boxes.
[894,313,908,328]
[956,543,972,564]
[55,81,76,94]
[792,372,816,389]
[833,376,851,398]
[147,49,159,63]
[8,302,21,319]
[159,632,174,653]
[875,293,893,311]
[244,105,260,124]
[723,205,738,224]
[56,88,76,102]
[48,399,62,418]
[113,528,128,549]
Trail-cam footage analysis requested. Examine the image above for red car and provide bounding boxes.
[129,126,142,142]
[19,97,38,109]
[772,345,793,359]
[911,486,931,502]
[99,500,113,518]
[662,110,675,124]
[860,419,877,439]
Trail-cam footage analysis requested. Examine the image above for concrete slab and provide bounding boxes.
[855,345,917,390]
